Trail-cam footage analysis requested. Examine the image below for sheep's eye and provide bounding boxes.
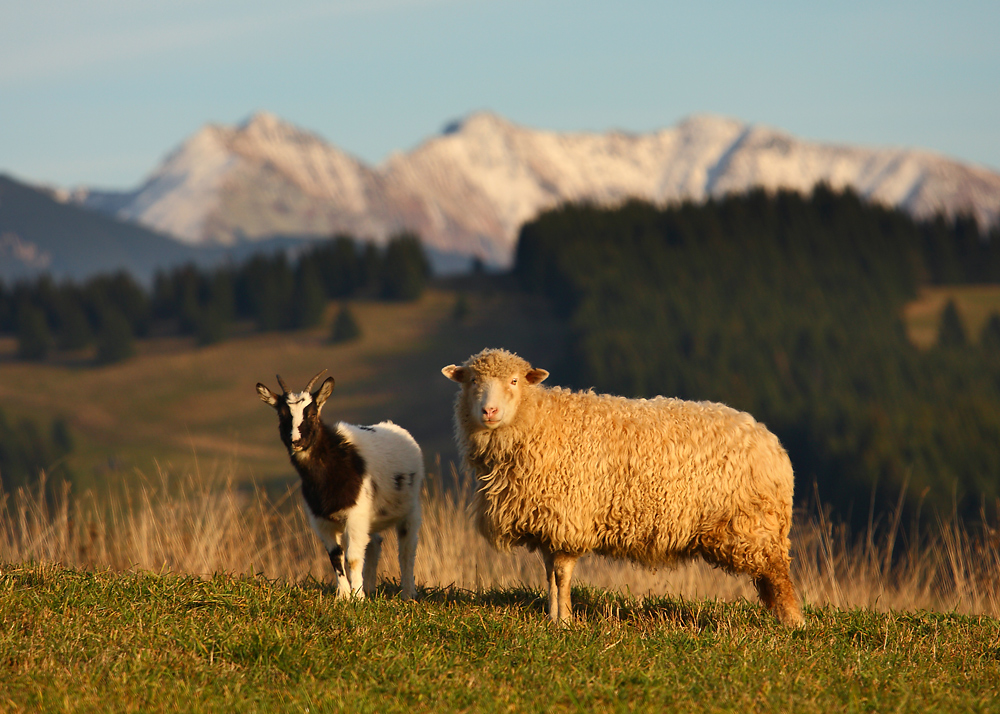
[510,377,518,385]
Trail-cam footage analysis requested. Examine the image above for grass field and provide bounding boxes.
[2,562,998,712]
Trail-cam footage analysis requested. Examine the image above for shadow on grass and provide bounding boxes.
[293,576,774,631]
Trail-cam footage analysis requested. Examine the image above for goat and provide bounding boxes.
[257,370,424,599]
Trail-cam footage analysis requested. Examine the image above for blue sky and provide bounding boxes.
[2,0,998,189]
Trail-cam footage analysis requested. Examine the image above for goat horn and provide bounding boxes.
[305,369,328,394]
[276,374,290,394]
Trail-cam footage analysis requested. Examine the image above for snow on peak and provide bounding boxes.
[77,111,1000,265]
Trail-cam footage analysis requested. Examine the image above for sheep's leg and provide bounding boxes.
[362,533,383,597]
[396,509,420,600]
[541,547,577,622]
[542,549,558,620]
[756,557,804,627]
[552,553,578,622]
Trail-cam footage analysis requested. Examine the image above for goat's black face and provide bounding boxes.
[257,374,336,455]
[283,393,320,453]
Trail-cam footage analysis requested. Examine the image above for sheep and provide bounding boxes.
[441,348,804,626]
[257,370,423,599]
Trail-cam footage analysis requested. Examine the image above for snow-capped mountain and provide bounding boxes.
[74,112,1000,267]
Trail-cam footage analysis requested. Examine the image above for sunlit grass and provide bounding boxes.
[2,470,999,711]
[3,468,998,618]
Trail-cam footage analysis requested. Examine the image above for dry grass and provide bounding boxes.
[2,468,999,618]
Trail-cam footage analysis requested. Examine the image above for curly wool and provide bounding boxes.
[453,349,795,579]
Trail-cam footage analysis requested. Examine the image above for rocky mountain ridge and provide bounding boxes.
[73,112,1000,267]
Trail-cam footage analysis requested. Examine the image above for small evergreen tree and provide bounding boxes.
[95,307,135,364]
[937,299,967,348]
[0,280,11,333]
[329,303,362,343]
[194,307,229,346]
[360,243,384,295]
[293,261,327,329]
[452,293,470,323]
[313,234,362,298]
[0,408,74,492]
[980,312,1000,352]
[380,232,430,301]
[55,297,93,351]
[16,303,53,361]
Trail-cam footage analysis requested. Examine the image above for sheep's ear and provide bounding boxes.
[525,368,549,385]
[314,377,335,409]
[256,383,279,406]
[441,365,468,383]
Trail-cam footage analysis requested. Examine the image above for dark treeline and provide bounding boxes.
[0,232,427,489]
[0,232,430,361]
[514,186,1000,524]
[0,408,74,492]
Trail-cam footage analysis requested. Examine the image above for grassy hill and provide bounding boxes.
[1,564,997,712]
[3,274,998,496]
[0,283,566,493]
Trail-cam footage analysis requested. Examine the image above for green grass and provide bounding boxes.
[1,564,998,712]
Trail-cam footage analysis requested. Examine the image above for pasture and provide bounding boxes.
[2,471,1000,712]
[2,280,1000,710]
[2,562,999,713]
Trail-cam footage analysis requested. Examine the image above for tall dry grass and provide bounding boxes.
[2,468,998,617]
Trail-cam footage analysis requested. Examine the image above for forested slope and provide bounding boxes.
[515,187,1000,521]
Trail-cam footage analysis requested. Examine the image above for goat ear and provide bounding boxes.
[442,365,468,383]
[256,383,279,406]
[314,376,335,408]
[525,368,549,385]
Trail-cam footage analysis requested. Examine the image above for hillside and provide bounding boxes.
[0,175,211,284]
[514,188,1000,522]
[71,112,1000,267]
[0,284,566,492]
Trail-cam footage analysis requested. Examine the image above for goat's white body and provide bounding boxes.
[300,421,424,599]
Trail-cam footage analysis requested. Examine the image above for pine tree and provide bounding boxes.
[195,307,229,346]
[329,303,362,343]
[980,312,1000,352]
[55,297,93,351]
[95,307,135,364]
[16,303,53,361]
[293,261,327,329]
[380,232,430,301]
[937,299,967,348]
[452,293,470,323]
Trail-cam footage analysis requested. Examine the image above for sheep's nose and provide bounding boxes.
[483,406,499,421]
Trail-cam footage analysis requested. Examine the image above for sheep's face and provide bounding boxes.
[442,350,548,431]
[257,373,335,454]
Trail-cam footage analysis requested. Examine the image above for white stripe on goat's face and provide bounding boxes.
[287,391,313,448]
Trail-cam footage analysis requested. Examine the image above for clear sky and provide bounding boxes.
[2,0,998,190]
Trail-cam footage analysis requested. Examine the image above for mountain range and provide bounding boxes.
[50,112,1000,269]
[72,113,1000,266]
